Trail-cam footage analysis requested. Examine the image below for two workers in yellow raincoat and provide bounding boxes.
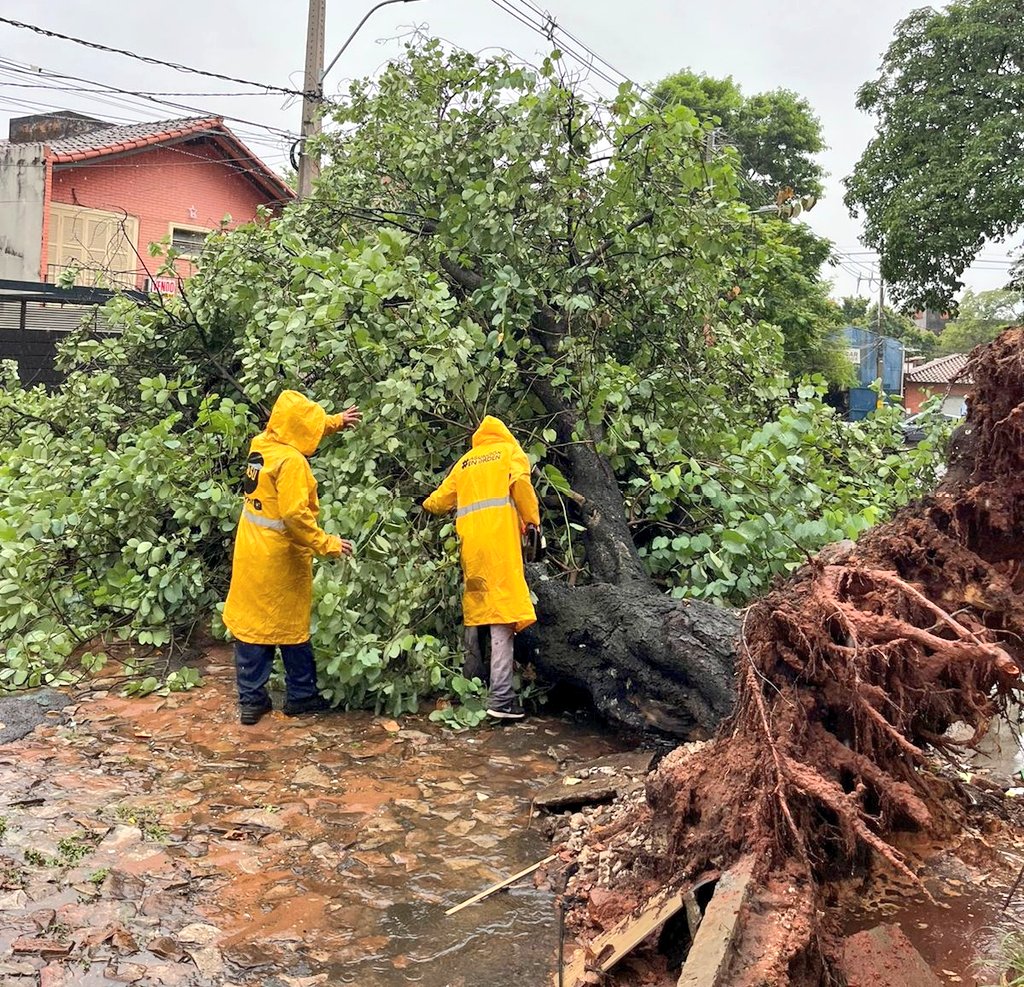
[223,391,361,725]
[423,416,541,720]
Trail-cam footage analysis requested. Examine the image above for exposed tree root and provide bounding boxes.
[559,329,1024,984]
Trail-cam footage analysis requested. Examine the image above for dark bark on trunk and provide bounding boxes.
[521,571,738,736]
[438,252,738,736]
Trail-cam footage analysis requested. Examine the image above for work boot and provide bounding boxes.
[283,694,333,717]
[486,699,525,721]
[239,700,272,725]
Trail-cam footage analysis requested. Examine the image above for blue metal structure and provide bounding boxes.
[839,326,904,420]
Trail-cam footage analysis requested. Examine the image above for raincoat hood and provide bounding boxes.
[472,416,517,449]
[266,390,327,457]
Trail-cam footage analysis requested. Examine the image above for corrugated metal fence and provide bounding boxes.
[0,279,138,388]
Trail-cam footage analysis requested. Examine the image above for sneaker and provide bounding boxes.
[487,700,525,721]
[283,694,333,717]
[239,700,272,725]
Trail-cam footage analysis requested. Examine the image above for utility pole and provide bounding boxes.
[295,0,422,200]
[297,0,326,199]
[876,274,885,406]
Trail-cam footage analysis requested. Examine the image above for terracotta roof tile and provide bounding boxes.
[45,116,221,161]
[905,352,972,384]
[7,115,295,200]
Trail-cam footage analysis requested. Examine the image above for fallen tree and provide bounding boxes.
[557,329,1024,984]
[0,43,943,722]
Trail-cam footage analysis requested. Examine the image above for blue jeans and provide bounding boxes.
[234,641,318,707]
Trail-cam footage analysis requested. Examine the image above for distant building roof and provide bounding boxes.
[905,352,972,385]
[3,114,292,202]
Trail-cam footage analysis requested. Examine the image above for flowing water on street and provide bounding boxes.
[0,647,628,986]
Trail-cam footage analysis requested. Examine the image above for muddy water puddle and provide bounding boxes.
[840,837,1024,985]
[0,649,628,986]
[974,706,1024,783]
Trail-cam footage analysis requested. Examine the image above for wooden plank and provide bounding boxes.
[560,872,719,987]
[445,855,556,916]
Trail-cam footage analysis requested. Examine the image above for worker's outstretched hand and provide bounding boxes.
[338,539,355,556]
[340,406,362,429]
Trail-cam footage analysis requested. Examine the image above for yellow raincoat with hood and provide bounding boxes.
[424,416,540,632]
[223,391,347,645]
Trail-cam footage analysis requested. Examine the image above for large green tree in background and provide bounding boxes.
[652,69,826,200]
[0,44,944,730]
[936,288,1024,354]
[845,0,1024,312]
[652,69,843,379]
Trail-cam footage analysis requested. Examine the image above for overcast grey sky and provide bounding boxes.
[0,0,1014,303]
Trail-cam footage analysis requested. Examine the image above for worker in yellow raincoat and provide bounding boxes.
[223,390,361,725]
[424,416,540,720]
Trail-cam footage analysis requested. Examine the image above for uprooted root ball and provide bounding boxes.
[560,329,1024,982]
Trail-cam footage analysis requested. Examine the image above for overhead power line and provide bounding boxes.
[0,81,288,98]
[0,58,297,144]
[0,15,318,101]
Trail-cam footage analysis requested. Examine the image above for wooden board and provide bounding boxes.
[445,855,556,916]
[559,872,719,987]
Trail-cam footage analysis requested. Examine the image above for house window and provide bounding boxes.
[170,226,209,256]
[47,204,140,289]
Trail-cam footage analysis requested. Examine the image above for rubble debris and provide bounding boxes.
[11,937,72,957]
[676,858,754,987]
[560,878,714,987]
[533,751,655,812]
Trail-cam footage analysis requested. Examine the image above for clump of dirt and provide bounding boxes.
[560,329,1024,983]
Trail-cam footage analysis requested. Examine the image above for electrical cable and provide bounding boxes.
[0,58,298,142]
[0,15,318,100]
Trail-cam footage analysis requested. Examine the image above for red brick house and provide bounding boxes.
[904,353,971,415]
[0,111,292,293]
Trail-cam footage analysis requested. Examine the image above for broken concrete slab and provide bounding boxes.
[0,689,70,745]
[677,857,756,987]
[841,924,943,987]
[534,750,655,812]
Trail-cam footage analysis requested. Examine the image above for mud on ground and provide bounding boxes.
[0,648,629,986]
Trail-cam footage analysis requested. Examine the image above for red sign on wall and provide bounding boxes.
[151,277,178,296]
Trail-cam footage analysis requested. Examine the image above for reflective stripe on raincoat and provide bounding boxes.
[424,416,540,632]
[222,391,346,645]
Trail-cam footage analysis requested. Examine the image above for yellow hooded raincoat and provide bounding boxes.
[424,416,540,632]
[222,391,346,645]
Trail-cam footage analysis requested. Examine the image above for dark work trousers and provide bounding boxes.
[234,641,318,707]
[463,624,516,708]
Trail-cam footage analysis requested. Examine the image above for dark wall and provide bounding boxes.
[0,329,67,388]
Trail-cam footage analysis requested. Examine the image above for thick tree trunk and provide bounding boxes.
[439,254,739,736]
[522,334,738,737]
[521,574,737,736]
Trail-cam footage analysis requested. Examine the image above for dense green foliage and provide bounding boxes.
[0,44,946,707]
[937,288,1024,355]
[651,71,841,380]
[845,0,1024,311]
[652,69,826,199]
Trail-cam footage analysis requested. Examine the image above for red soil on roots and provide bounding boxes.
[562,329,1024,984]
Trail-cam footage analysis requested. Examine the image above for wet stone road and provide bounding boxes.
[0,648,627,986]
